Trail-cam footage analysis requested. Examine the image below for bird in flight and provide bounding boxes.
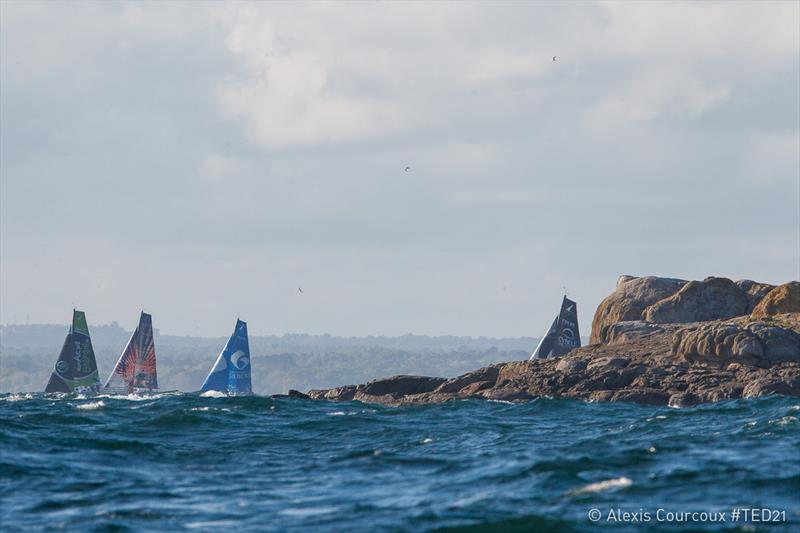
[552,56,557,62]
[298,287,303,293]
[404,166,411,172]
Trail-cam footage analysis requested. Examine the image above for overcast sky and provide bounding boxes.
[1,1,798,337]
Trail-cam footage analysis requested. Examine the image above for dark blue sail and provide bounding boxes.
[200,319,251,394]
[530,296,581,359]
[530,315,558,360]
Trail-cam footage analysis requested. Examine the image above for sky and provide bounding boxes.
[1,1,798,337]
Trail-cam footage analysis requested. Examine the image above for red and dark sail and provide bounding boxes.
[104,312,158,394]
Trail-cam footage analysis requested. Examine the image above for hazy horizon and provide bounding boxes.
[0,321,542,342]
[2,1,798,337]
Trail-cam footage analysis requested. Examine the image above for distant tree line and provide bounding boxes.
[1,324,540,394]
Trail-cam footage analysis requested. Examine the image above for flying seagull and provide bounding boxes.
[404,166,411,172]
[298,287,303,293]
[552,56,557,62]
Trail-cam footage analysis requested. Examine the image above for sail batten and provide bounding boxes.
[104,312,158,394]
[44,310,102,393]
[530,296,581,360]
[200,319,251,395]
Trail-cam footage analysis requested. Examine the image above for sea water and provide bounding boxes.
[1,393,798,531]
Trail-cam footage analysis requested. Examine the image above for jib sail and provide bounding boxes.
[530,296,581,359]
[200,319,251,394]
[104,312,159,394]
[44,310,102,393]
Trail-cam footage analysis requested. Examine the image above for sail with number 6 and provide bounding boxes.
[104,311,159,394]
[44,310,102,393]
[530,296,581,359]
[200,319,252,395]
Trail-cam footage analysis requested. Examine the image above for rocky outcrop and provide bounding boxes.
[590,276,686,343]
[308,375,446,404]
[302,275,800,407]
[751,282,800,317]
[643,277,748,324]
[591,276,783,342]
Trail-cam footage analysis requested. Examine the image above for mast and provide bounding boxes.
[44,310,101,393]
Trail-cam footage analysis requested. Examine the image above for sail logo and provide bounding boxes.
[558,327,579,347]
[230,350,250,370]
[56,360,68,375]
[73,341,83,372]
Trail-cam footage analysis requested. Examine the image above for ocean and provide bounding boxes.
[1,393,798,532]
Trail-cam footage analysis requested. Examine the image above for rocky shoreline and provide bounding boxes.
[299,276,800,407]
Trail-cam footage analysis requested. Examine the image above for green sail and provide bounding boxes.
[44,310,101,393]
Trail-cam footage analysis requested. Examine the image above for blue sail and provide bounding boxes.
[200,319,251,394]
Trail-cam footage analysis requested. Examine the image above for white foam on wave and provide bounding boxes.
[770,416,797,426]
[191,407,211,412]
[1,393,35,402]
[200,390,226,398]
[328,411,346,416]
[571,477,632,495]
[76,400,105,411]
[420,438,434,444]
[278,506,339,518]
[97,391,182,402]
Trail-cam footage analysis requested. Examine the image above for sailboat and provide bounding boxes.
[200,319,252,395]
[104,311,159,394]
[44,310,102,393]
[530,296,581,359]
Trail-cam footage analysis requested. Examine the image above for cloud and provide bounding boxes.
[585,67,732,130]
[1,1,797,336]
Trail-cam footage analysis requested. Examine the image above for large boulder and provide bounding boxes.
[308,385,357,401]
[746,323,800,364]
[643,277,749,324]
[435,366,499,394]
[605,321,665,345]
[736,279,776,313]
[751,282,800,317]
[359,375,446,397]
[591,276,686,344]
[671,322,764,366]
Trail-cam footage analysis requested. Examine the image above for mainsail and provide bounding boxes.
[200,319,251,394]
[44,310,102,393]
[104,312,159,394]
[530,296,581,359]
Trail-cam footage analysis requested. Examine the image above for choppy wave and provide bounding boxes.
[1,393,798,532]
[75,400,105,411]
